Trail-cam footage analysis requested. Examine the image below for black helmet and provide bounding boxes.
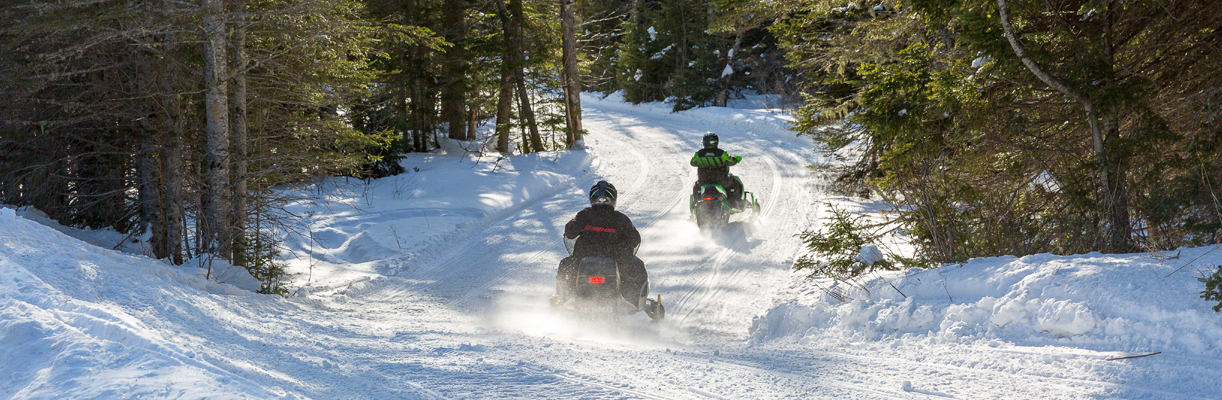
[589,180,617,209]
[702,132,719,149]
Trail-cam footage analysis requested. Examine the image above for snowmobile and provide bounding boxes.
[550,236,665,322]
[689,183,760,229]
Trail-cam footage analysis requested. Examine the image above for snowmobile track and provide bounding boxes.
[670,153,784,327]
[665,353,952,400]
[403,156,598,281]
[801,349,1209,399]
[518,365,700,400]
[440,136,671,309]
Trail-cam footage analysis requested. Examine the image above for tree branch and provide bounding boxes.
[996,0,1110,213]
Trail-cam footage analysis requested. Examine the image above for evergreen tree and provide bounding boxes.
[606,0,789,110]
[0,0,398,292]
[775,0,1222,263]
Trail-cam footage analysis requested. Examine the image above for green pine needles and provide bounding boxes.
[1200,266,1222,313]
[793,205,910,280]
[775,0,1222,265]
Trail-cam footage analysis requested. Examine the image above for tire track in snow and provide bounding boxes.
[517,365,700,400]
[669,153,785,328]
[405,157,599,281]
[663,343,1210,399]
[810,349,1209,399]
[664,353,950,400]
[388,104,817,397]
[440,135,660,308]
[680,154,790,324]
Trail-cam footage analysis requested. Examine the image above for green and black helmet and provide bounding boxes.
[589,180,617,209]
[702,132,719,149]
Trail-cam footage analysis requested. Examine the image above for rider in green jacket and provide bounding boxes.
[690,132,745,208]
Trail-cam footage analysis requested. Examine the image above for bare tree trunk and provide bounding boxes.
[678,0,689,69]
[163,72,184,265]
[441,0,469,140]
[467,91,478,140]
[1101,105,1132,252]
[560,0,583,147]
[466,69,479,139]
[414,83,427,151]
[1099,8,1132,253]
[495,68,513,152]
[142,132,168,260]
[136,52,158,247]
[396,70,412,152]
[202,0,230,259]
[515,76,542,152]
[231,1,249,266]
[138,129,158,246]
[715,32,743,107]
[507,0,543,152]
[494,0,515,153]
[424,77,439,148]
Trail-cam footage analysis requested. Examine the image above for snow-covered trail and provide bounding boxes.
[6,94,1218,399]
[405,95,822,340]
[270,96,841,398]
[257,98,1191,399]
[255,97,1219,399]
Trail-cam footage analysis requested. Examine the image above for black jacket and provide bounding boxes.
[564,206,641,259]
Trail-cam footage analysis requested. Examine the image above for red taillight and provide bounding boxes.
[704,197,714,201]
[588,276,605,284]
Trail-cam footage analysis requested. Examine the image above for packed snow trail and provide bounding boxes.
[293,94,838,397]
[4,94,1221,399]
[410,95,819,344]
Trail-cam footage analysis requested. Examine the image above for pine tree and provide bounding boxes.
[775,0,1222,263]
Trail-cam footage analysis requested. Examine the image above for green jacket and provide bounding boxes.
[690,147,741,168]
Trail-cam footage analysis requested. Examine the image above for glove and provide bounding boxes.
[733,156,742,163]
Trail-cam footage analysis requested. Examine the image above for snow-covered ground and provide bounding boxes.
[3,93,1221,399]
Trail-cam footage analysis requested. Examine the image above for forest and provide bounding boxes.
[1,0,1219,292]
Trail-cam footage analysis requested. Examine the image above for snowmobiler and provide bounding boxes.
[689,132,760,228]
[551,181,664,321]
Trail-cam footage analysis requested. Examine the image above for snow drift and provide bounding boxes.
[752,248,1222,356]
[0,207,283,399]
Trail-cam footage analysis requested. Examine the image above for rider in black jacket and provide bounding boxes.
[556,181,649,305]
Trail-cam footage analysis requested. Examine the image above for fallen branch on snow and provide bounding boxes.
[1105,351,1161,361]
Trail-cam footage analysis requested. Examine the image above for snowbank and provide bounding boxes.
[0,207,284,399]
[12,207,153,257]
[752,247,1222,356]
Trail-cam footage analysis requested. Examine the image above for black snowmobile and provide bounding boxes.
[550,236,665,322]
